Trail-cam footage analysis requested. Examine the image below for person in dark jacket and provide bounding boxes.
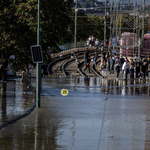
[130,62,135,79]
[135,61,141,79]
[142,62,147,79]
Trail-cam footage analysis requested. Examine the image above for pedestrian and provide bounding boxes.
[84,50,89,65]
[91,35,95,47]
[101,59,107,78]
[94,51,98,65]
[88,35,92,47]
[105,39,109,46]
[122,60,127,80]
[120,56,125,73]
[109,56,114,74]
[100,44,104,53]
[135,61,141,79]
[107,52,111,71]
[102,50,106,61]
[95,39,99,50]
[85,38,90,48]
[130,62,134,79]
[134,55,138,62]
[141,62,147,79]
[115,56,120,71]
[75,57,80,69]
[116,61,120,80]
[84,56,91,73]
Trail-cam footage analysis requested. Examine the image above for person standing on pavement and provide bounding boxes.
[135,61,141,79]
[141,62,147,79]
[107,52,110,71]
[102,50,106,61]
[122,60,127,80]
[115,56,120,70]
[120,56,125,73]
[130,62,135,79]
[109,56,114,74]
[116,61,120,80]
[102,59,107,78]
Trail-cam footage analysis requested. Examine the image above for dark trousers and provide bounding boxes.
[84,65,90,73]
[136,70,140,78]
[117,71,120,78]
[130,69,134,79]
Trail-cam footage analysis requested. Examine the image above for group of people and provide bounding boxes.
[85,35,105,51]
[100,52,150,80]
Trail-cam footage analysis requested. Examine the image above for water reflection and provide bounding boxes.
[0,80,34,127]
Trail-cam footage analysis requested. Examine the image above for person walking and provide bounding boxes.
[84,56,91,73]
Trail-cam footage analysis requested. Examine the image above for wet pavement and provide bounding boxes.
[0,78,35,130]
[0,75,150,150]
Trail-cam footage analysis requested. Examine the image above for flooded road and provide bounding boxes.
[0,76,150,150]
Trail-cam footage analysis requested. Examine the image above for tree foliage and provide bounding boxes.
[0,0,73,81]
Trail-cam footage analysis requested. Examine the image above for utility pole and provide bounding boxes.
[36,0,41,107]
[74,0,77,49]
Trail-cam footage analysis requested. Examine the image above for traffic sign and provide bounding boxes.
[59,46,66,51]
[111,37,117,46]
[31,45,43,63]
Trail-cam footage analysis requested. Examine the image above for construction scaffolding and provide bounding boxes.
[109,0,150,58]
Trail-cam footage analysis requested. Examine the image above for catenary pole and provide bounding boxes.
[74,0,77,48]
[36,0,41,107]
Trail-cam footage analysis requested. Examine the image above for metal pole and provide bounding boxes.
[74,0,77,49]
[36,0,41,107]
[104,0,107,47]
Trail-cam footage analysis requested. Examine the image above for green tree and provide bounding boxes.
[0,0,74,82]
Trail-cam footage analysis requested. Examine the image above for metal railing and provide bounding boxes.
[59,40,104,51]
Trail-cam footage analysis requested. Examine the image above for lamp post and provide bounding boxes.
[74,0,77,49]
[36,0,41,107]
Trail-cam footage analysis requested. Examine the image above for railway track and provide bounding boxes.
[47,50,102,78]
